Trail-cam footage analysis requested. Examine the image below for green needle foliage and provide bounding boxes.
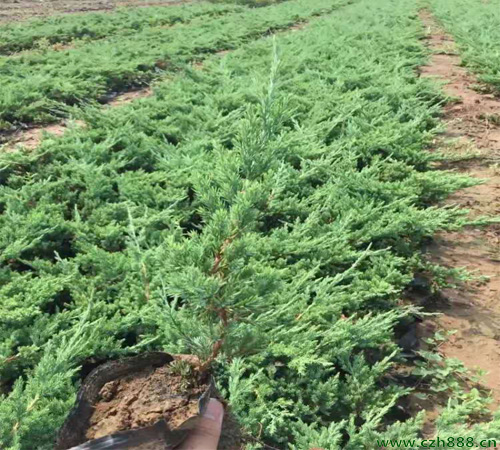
[0,2,243,55]
[211,0,287,6]
[0,0,346,131]
[0,0,494,448]
[429,0,500,94]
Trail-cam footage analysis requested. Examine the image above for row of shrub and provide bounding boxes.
[0,2,242,55]
[0,0,345,131]
[430,0,500,93]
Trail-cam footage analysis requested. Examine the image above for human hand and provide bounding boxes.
[179,399,224,450]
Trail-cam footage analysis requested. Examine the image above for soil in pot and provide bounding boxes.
[86,359,208,440]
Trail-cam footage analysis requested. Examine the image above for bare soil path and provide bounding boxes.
[0,86,155,151]
[418,10,500,408]
[0,0,195,23]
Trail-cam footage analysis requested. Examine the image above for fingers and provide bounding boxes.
[180,398,224,450]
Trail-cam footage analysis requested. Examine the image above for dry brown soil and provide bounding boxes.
[83,358,244,449]
[107,87,154,107]
[86,362,206,440]
[2,123,68,152]
[1,120,89,151]
[418,10,500,410]
[0,0,195,23]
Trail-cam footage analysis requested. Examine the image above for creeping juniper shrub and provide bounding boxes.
[1,0,497,449]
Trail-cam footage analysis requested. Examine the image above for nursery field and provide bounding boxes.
[0,0,196,23]
[429,0,500,94]
[0,0,500,449]
[0,0,341,132]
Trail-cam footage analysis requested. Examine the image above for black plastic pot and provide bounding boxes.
[56,352,214,450]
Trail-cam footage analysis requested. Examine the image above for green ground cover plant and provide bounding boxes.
[0,0,346,131]
[1,0,499,448]
[429,0,500,93]
[0,2,243,55]
[211,0,285,6]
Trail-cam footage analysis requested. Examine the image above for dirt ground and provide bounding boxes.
[0,0,195,23]
[414,9,500,425]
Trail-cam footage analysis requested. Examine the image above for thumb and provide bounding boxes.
[180,399,224,450]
